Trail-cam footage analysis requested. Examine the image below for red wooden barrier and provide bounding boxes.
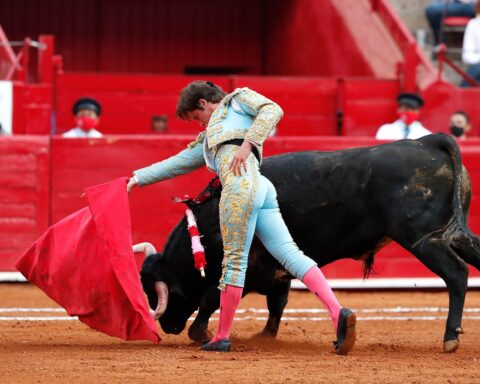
[49,136,213,252]
[54,74,232,135]
[49,136,480,281]
[0,136,50,270]
[2,135,480,282]
[232,77,339,135]
[341,79,400,136]
[12,83,52,135]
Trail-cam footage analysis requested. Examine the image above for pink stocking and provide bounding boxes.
[302,266,342,330]
[210,284,243,342]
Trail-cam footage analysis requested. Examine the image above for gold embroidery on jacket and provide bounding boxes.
[217,145,259,290]
[205,87,282,155]
[187,131,206,148]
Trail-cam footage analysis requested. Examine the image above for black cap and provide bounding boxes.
[72,97,102,116]
[396,93,424,109]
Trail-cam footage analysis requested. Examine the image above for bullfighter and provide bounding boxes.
[127,81,356,354]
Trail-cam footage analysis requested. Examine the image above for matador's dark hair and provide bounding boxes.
[176,81,227,119]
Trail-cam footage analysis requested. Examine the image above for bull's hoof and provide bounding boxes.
[188,327,213,344]
[254,329,278,338]
[443,339,459,353]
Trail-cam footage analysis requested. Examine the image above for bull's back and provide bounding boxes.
[260,136,463,258]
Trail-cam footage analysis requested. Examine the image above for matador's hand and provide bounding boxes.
[127,177,137,193]
[229,141,253,176]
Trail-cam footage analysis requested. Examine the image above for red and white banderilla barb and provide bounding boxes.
[185,208,207,278]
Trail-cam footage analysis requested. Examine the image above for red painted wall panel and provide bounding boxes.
[54,73,232,135]
[49,136,214,256]
[52,71,479,139]
[264,0,373,77]
[55,73,373,136]
[232,76,339,135]
[422,81,480,138]
[2,136,480,280]
[341,79,400,136]
[55,73,344,136]
[0,136,50,270]
[12,83,52,135]
[0,0,264,75]
[48,136,480,281]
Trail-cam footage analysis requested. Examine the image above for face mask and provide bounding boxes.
[450,125,464,138]
[75,116,99,131]
[398,110,420,125]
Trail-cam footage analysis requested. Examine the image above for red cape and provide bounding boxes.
[15,178,160,342]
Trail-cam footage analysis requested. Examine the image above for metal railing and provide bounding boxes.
[0,37,46,81]
[436,43,478,86]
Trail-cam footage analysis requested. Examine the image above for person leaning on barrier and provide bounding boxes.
[62,97,103,138]
[375,93,432,140]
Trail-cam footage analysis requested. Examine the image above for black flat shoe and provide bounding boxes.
[334,308,356,355]
[200,338,231,352]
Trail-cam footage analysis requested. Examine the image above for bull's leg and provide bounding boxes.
[258,280,291,337]
[406,238,469,352]
[451,231,480,271]
[188,284,220,343]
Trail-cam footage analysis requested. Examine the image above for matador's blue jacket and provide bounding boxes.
[134,87,283,186]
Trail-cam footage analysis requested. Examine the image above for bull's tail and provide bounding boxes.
[431,134,480,270]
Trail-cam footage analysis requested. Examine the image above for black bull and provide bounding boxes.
[141,134,480,352]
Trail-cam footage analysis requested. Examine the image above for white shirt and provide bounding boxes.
[462,17,480,65]
[62,127,103,138]
[375,119,432,140]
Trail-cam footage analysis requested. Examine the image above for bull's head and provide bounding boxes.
[140,252,195,335]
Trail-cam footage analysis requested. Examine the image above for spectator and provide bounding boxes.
[462,2,480,85]
[450,110,472,139]
[425,0,477,46]
[151,115,169,133]
[376,93,432,140]
[62,97,103,138]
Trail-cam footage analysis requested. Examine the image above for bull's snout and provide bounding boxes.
[161,324,183,335]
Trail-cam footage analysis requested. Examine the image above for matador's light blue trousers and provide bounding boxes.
[215,145,317,290]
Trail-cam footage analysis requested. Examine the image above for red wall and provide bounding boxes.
[0,0,264,75]
[0,0,398,78]
[2,135,480,281]
[49,136,213,250]
[422,81,480,138]
[264,0,373,77]
[53,73,401,137]
[21,71,480,139]
[54,74,232,135]
[12,83,52,135]
[0,136,50,270]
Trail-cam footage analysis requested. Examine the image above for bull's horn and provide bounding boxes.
[152,281,168,320]
[132,242,157,256]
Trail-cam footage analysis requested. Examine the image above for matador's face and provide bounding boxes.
[185,99,219,128]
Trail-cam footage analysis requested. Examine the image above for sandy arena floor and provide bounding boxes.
[1,284,480,383]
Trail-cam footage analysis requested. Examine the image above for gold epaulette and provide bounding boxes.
[187,131,207,148]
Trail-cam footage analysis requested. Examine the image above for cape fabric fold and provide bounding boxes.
[15,177,160,342]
